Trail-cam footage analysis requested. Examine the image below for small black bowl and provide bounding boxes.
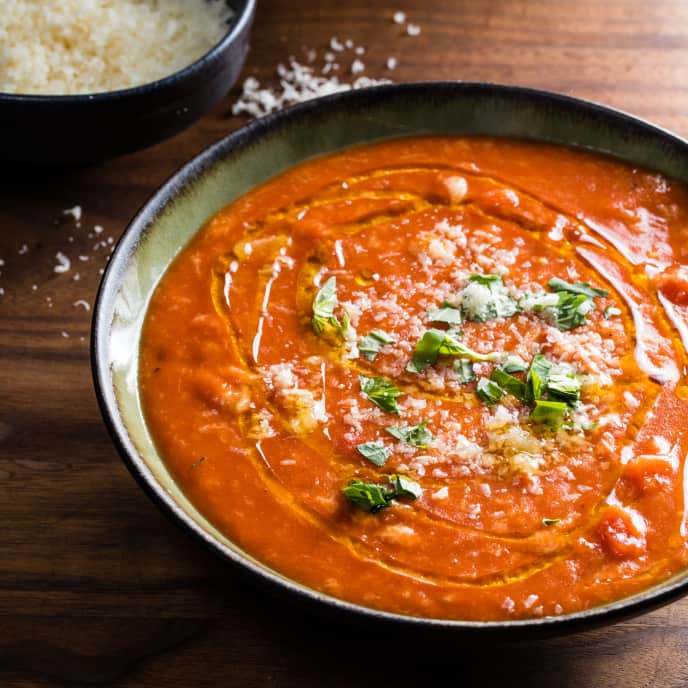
[0,0,255,164]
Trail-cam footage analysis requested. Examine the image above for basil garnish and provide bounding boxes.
[519,278,608,331]
[490,367,526,402]
[311,276,338,335]
[550,291,596,331]
[548,277,609,299]
[389,474,423,500]
[427,302,462,325]
[529,399,568,425]
[502,357,528,373]
[407,329,498,374]
[355,441,391,466]
[342,474,422,512]
[455,358,476,383]
[341,481,392,513]
[545,373,581,406]
[526,353,553,401]
[385,421,434,448]
[359,375,402,415]
[359,329,394,361]
[476,377,504,405]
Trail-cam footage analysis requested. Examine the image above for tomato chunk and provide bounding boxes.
[655,263,688,306]
[597,505,647,558]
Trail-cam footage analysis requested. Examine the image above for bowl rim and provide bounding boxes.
[92,80,688,634]
[0,0,256,101]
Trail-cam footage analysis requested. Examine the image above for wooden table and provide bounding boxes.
[3,1,688,685]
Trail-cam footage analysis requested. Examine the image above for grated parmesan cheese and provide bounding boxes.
[432,486,449,500]
[266,363,328,434]
[0,0,233,95]
[460,281,493,319]
[445,176,468,202]
[426,237,457,265]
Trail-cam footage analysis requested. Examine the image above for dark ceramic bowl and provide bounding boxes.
[0,0,255,164]
[92,82,688,637]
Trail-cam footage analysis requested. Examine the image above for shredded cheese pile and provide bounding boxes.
[0,0,233,95]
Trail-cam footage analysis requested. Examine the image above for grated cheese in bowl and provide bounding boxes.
[0,0,234,95]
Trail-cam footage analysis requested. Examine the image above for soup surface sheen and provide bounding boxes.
[140,137,688,621]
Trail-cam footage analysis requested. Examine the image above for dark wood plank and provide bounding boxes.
[3,0,688,685]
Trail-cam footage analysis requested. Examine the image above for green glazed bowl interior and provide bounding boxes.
[92,82,688,635]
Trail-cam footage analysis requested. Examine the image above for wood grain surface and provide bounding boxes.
[2,1,688,685]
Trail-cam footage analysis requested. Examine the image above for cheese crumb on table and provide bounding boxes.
[351,59,365,75]
[62,206,82,222]
[232,57,391,119]
[54,252,71,274]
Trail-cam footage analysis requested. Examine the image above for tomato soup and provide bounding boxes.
[139,137,688,621]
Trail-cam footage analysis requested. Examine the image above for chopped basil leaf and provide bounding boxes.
[604,305,621,319]
[545,373,581,407]
[550,291,596,331]
[468,274,501,286]
[389,474,423,500]
[335,310,355,341]
[476,377,504,405]
[342,480,392,512]
[521,280,605,331]
[407,329,444,373]
[529,399,568,425]
[518,291,560,312]
[490,367,527,402]
[561,421,598,432]
[454,358,476,383]
[502,356,528,374]
[311,276,338,335]
[359,329,394,361]
[526,353,553,402]
[471,352,583,427]
[407,328,498,373]
[385,421,434,448]
[427,302,462,325]
[355,441,391,466]
[438,332,498,360]
[342,474,422,512]
[359,375,402,415]
[542,518,561,526]
[461,274,518,322]
[548,277,609,299]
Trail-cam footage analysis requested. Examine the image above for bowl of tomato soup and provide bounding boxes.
[93,82,688,634]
